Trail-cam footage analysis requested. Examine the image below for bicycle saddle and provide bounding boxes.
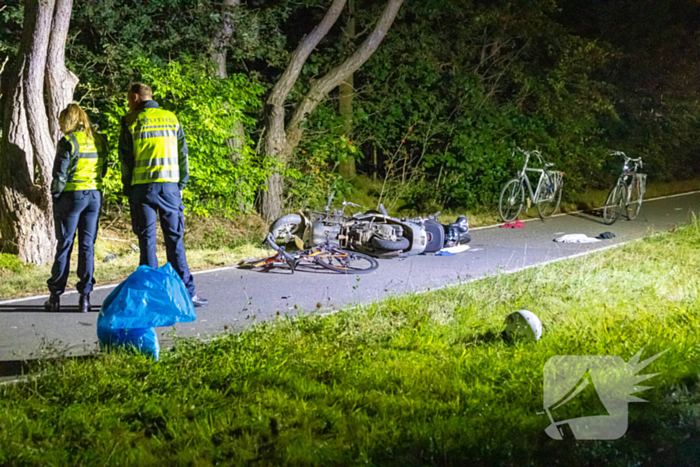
[544,162,555,168]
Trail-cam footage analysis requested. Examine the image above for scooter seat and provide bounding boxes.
[447,217,469,234]
[423,220,445,254]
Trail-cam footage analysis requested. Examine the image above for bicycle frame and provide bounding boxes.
[255,233,345,274]
[613,152,645,205]
[515,150,561,205]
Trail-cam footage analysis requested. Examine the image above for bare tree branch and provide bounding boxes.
[260,0,404,221]
[285,0,404,148]
[0,56,9,99]
[266,0,347,110]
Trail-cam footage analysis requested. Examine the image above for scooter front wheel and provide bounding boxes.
[370,236,410,251]
[270,214,303,243]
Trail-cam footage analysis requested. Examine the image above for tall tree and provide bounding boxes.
[211,0,245,161]
[337,0,357,178]
[0,0,77,265]
[212,0,241,80]
[260,0,404,222]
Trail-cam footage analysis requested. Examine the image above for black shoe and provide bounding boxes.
[44,294,60,312]
[192,294,209,308]
[79,294,91,313]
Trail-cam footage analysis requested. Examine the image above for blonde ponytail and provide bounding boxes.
[58,103,95,140]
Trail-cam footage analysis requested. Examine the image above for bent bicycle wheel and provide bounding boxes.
[499,178,524,222]
[315,249,379,274]
[602,183,626,225]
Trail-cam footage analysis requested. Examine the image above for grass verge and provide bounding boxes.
[0,213,270,300]
[1,220,700,465]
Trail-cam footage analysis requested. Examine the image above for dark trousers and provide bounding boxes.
[129,183,195,297]
[47,190,101,296]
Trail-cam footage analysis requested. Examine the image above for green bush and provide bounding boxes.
[287,132,359,210]
[0,253,28,274]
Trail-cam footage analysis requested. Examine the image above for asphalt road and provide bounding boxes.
[1,192,698,365]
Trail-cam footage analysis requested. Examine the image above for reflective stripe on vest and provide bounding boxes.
[64,131,105,191]
[129,108,180,185]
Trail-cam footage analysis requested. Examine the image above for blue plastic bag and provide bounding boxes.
[96,327,160,360]
[97,263,196,360]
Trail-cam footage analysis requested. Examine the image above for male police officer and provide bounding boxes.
[119,83,208,307]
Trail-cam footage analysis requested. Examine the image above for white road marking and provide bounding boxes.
[1,190,696,305]
[470,189,700,231]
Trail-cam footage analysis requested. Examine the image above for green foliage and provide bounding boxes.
[2,0,700,218]
[345,0,618,209]
[2,222,700,465]
[286,134,358,210]
[0,1,22,59]
[0,252,27,274]
[102,58,268,216]
[285,103,361,209]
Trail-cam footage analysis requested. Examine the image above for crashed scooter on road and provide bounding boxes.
[268,196,470,258]
[268,195,421,258]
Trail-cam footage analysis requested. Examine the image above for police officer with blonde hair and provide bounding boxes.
[119,83,208,307]
[46,103,108,312]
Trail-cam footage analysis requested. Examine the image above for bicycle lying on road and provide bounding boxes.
[252,233,379,275]
[499,148,564,222]
[602,151,646,225]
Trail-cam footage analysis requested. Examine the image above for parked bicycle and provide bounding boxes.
[253,233,379,275]
[602,151,646,225]
[499,148,564,222]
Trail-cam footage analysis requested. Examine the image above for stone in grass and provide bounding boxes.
[504,310,543,342]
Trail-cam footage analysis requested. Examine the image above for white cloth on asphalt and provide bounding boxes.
[554,234,601,243]
[437,245,471,255]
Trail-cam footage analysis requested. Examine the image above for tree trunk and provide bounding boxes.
[260,0,403,221]
[211,0,246,210]
[0,0,76,265]
[260,0,348,222]
[260,103,288,222]
[45,0,79,144]
[212,0,240,80]
[337,0,356,178]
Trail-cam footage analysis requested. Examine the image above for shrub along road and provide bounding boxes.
[1,192,698,364]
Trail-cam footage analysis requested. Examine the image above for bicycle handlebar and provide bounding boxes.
[265,233,297,270]
[513,147,545,166]
[611,151,643,168]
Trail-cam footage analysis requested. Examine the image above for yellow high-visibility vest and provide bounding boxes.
[129,108,180,185]
[64,131,106,191]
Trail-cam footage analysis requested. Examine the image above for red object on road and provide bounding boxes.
[500,221,525,229]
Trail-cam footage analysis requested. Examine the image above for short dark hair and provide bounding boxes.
[128,82,153,100]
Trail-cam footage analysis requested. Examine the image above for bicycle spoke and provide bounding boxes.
[316,249,379,274]
[499,179,524,222]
